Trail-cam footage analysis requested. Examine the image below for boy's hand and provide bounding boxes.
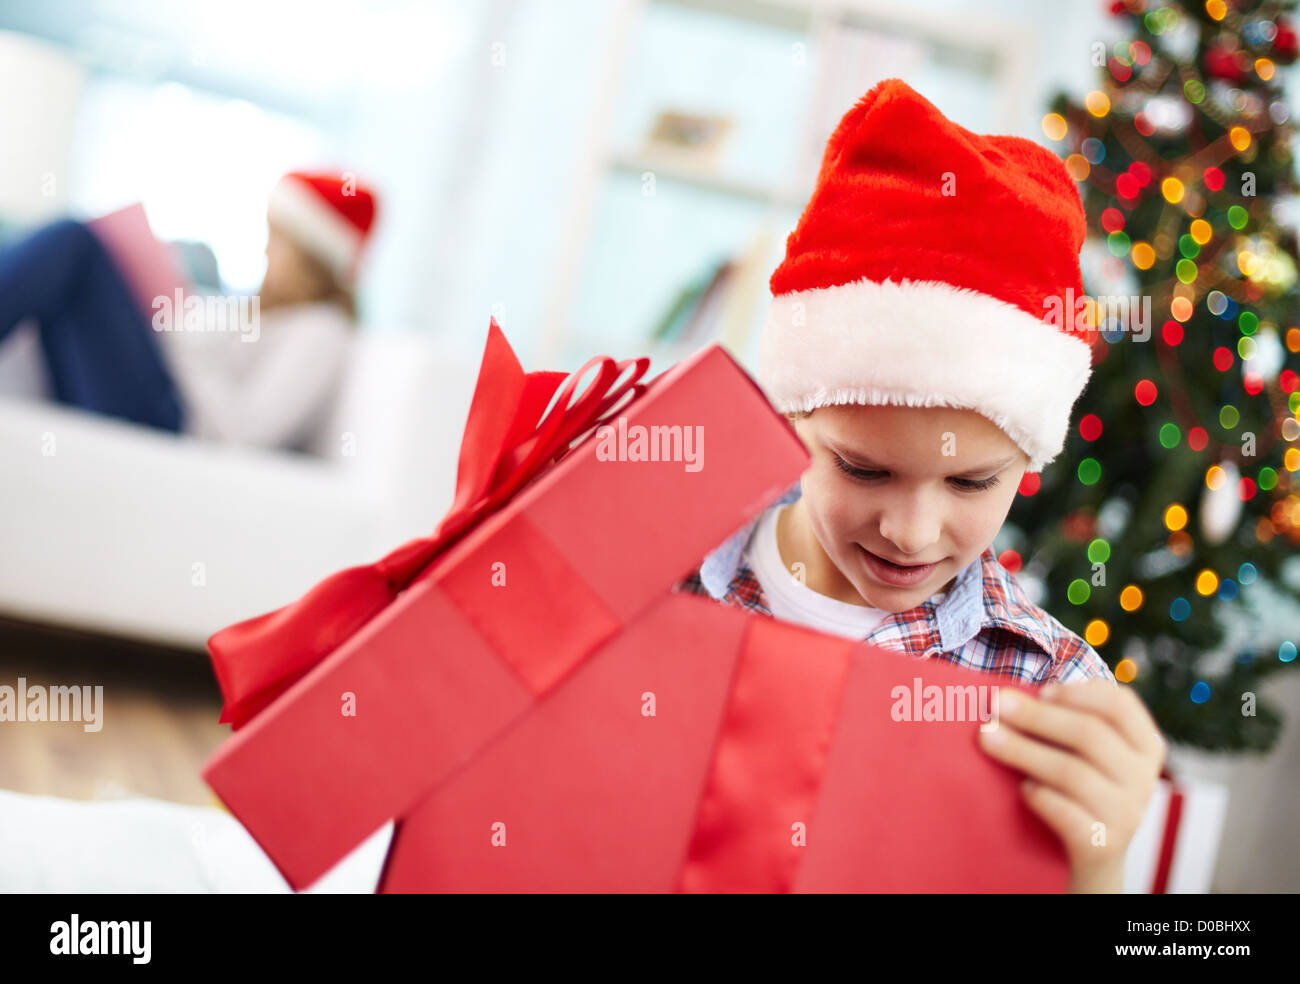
[977,678,1166,893]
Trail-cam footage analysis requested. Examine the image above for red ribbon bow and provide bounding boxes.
[208,319,650,729]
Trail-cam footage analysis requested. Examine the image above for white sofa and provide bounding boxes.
[0,321,479,652]
[0,788,393,893]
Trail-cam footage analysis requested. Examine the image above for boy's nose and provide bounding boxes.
[877,508,941,558]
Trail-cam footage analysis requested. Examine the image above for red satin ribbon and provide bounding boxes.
[1151,767,1183,894]
[208,319,649,729]
[675,617,857,893]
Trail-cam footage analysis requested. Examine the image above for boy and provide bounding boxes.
[677,79,1165,893]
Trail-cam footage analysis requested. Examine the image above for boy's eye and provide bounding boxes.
[833,454,1001,492]
[833,455,887,481]
[948,475,1001,492]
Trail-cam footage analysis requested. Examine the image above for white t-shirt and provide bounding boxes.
[155,300,351,451]
[744,503,892,640]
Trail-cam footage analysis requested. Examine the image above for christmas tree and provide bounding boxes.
[1006,0,1300,752]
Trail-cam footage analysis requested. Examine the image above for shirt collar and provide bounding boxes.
[872,550,1057,658]
[699,481,801,599]
[931,553,984,650]
[697,484,1051,657]
[972,549,1061,658]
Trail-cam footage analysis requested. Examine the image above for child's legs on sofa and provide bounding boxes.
[0,218,184,432]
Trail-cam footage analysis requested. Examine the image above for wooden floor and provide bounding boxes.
[0,616,228,807]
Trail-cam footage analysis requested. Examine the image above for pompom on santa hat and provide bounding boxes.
[266,171,378,288]
[756,78,1097,472]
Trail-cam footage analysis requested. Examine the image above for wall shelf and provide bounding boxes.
[538,0,1035,370]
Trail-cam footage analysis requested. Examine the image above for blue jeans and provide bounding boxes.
[0,219,184,432]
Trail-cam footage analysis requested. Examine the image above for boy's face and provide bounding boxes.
[790,403,1029,613]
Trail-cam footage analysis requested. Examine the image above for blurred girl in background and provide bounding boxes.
[0,171,377,452]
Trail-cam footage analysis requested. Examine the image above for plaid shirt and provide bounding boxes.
[675,484,1114,685]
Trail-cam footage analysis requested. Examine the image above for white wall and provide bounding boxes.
[0,32,86,221]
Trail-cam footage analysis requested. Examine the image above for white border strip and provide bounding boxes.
[755,277,1093,471]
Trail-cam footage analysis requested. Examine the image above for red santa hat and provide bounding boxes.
[266,171,377,287]
[756,79,1096,472]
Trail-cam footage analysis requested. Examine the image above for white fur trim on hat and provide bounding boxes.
[755,277,1094,472]
[266,177,362,284]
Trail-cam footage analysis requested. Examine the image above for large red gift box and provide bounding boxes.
[202,323,1068,892]
[202,322,809,890]
[380,591,1067,892]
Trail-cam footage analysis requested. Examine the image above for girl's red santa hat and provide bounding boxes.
[756,78,1096,472]
[266,171,378,287]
